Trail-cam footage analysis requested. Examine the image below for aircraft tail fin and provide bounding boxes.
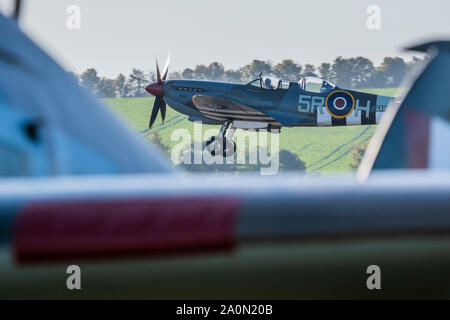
[358,40,450,181]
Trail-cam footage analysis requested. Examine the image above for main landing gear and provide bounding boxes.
[206,120,237,157]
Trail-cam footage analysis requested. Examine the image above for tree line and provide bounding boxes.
[71,55,424,98]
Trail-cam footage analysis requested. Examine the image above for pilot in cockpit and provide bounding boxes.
[264,78,274,89]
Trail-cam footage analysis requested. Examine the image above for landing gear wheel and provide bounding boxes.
[206,136,236,157]
[206,136,216,147]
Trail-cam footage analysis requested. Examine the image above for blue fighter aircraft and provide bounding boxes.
[145,59,395,156]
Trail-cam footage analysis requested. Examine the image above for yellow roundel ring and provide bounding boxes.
[325,90,356,118]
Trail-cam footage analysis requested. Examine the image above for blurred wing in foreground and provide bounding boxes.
[358,41,450,181]
[0,13,173,176]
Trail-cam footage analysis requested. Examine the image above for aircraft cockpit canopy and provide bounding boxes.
[247,76,291,90]
[299,76,336,93]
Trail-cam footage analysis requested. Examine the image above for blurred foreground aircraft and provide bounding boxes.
[358,41,450,179]
[0,7,449,299]
[0,10,172,177]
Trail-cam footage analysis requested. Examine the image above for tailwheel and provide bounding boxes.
[206,136,236,157]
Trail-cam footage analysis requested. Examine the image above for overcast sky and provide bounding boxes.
[2,0,449,77]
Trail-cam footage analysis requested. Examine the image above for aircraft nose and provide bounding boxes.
[145,82,164,97]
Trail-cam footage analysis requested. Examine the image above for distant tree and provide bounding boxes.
[302,64,317,77]
[146,71,156,82]
[205,62,225,81]
[97,78,117,98]
[168,71,181,79]
[240,60,272,81]
[224,69,243,82]
[128,68,147,97]
[80,68,101,94]
[273,59,302,81]
[87,54,422,99]
[318,63,333,82]
[182,68,195,79]
[332,57,353,88]
[193,64,209,79]
[115,73,130,97]
[378,57,407,87]
[370,68,389,88]
[180,64,241,82]
[349,56,375,88]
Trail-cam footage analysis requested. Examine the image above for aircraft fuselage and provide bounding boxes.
[161,79,393,130]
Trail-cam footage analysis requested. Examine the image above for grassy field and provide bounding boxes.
[104,87,403,174]
[358,87,406,96]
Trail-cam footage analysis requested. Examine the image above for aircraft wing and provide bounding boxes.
[1,171,450,299]
[192,95,279,124]
[0,13,173,176]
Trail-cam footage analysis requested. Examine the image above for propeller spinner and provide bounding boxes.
[145,54,170,129]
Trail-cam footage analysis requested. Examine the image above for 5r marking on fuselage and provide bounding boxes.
[297,94,388,118]
[298,95,325,114]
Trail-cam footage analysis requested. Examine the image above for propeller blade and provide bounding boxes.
[149,97,162,128]
[156,59,161,85]
[149,54,169,127]
[161,52,171,81]
[160,100,166,122]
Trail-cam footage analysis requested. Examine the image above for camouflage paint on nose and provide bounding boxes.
[145,82,164,97]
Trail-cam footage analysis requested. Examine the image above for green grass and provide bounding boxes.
[358,87,406,97]
[104,89,401,174]
[279,125,375,172]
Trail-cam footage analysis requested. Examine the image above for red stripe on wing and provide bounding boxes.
[405,109,430,168]
[13,196,240,264]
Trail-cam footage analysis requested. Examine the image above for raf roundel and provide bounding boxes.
[325,90,355,118]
